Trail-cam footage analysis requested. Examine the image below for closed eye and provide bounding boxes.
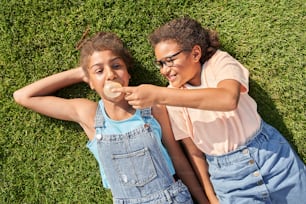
[94,67,103,74]
[111,63,122,69]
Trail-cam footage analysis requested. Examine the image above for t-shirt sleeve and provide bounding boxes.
[213,52,249,93]
[166,105,191,140]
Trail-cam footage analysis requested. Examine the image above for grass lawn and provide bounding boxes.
[1,0,305,203]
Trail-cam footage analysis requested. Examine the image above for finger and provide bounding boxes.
[114,86,135,93]
[132,105,142,109]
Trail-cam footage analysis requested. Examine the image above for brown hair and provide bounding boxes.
[78,31,133,75]
[149,17,220,64]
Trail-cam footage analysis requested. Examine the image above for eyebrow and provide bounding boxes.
[157,50,183,62]
[89,56,121,69]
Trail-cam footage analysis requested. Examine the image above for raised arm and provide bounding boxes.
[13,67,97,136]
[117,79,241,110]
[152,105,211,204]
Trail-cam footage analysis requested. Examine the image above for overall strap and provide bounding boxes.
[140,107,152,123]
[94,100,105,128]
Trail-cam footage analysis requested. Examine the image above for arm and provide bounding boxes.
[118,79,241,110]
[152,105,210,204]
[181,138,219,204]
[13,67,97,138]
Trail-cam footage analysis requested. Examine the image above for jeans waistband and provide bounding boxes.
[205,120,270,166]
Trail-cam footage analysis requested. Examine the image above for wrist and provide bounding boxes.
[157,86,167,105]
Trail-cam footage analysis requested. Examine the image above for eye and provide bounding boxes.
[94,68,103,74]
[111,63,121,69]
[165,58,174,64]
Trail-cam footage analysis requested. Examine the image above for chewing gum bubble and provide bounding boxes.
[103,81,122,98]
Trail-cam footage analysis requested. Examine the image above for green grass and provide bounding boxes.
[1,0,305,203]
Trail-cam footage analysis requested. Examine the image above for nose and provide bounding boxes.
[160,64,170,75]
[105,67,116,80]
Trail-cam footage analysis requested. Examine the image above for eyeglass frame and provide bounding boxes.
[153,49,189,69]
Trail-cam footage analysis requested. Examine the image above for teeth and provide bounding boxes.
[103,81,122,98]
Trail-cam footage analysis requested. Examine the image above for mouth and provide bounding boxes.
[166,73,177,83]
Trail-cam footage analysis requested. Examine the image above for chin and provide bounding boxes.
[169,81,182,88]
[103,94,123,102]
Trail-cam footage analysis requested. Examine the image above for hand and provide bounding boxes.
[114,84,161,109]
[77,67,89,84]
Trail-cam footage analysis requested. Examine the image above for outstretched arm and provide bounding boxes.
[116,79,241,110]
[152,105,211,204]
[13,67,97,137]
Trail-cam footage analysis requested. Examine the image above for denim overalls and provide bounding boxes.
[94,102,193,204]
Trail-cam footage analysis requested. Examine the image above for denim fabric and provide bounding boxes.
[206,120,306,204]
[88,101,175,188]
[113,180,193,204]
[95,101,193,203]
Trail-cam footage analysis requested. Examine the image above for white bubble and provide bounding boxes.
[103,81,122,99]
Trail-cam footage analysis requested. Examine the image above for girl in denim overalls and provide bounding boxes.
[14,31,212,203]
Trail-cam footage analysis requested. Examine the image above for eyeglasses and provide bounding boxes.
[154,49,187,69]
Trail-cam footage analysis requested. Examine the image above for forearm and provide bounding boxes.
[172,156,210,204]
[181,138,219,204]
[191,155,218,203]
[152,106,209,203]
[14,67,85,104]
[157,86,238,111]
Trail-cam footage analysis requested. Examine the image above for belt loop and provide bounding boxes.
[215,157,221,168]
[164,188,172,203]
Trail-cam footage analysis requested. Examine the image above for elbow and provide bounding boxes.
[223,93,239,111]
[227,98,238,111]
[13,90,26,105]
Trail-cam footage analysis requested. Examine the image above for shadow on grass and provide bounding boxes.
[249,79,300,154]
[129,59,167,86]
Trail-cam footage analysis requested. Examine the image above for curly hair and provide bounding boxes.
[149,17,220,64]
[78,32,134,75]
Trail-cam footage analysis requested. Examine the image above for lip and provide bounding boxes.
[165,73,177,83]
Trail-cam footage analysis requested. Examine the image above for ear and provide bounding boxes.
[191,45,202,62]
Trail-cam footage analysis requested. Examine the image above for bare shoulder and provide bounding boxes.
[71,98,98,140]
[72,98,97,122]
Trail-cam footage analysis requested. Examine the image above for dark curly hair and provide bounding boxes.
[149,17,220,64]
[78,32,134,76]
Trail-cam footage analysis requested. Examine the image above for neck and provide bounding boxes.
[103,100,136,121]
[188,63,202,86]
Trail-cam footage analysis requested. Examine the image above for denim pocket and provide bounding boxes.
[112,147,157,186]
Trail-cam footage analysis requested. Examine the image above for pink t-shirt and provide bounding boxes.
[166,50,261,155]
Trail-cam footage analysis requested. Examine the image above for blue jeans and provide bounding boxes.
[206,120,306,204]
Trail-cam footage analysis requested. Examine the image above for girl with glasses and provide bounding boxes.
[118,17,306,204]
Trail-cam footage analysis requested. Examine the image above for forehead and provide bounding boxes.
[88,50,120,66]
[154,40,181,59]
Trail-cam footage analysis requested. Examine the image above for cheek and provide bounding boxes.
[89,74,105,89]
[94,73,104,81]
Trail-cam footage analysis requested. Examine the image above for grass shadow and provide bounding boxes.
[129,59,167,86]
[248,78,300,154]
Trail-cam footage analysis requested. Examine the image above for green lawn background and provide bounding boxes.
[1,0,305,203]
